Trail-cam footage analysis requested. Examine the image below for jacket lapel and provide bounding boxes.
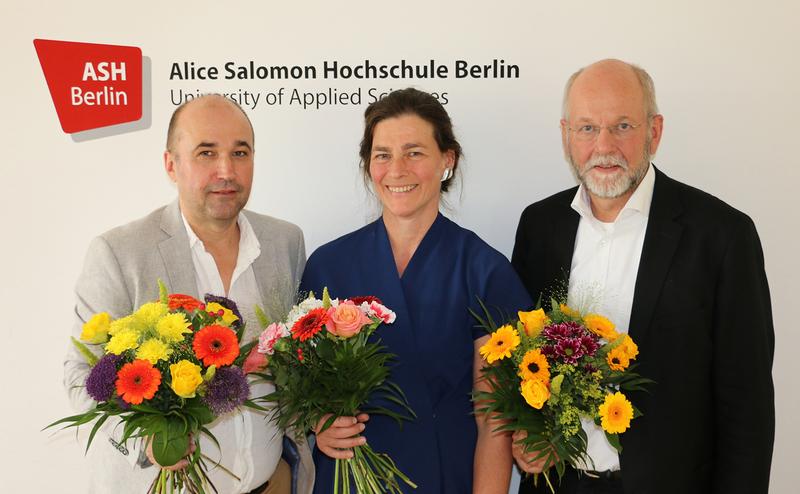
[548,191,580,291]
[628,167,684,341]
[157,200,199,297]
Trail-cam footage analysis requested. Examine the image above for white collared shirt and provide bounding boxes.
[181,212,281,493]
[568,164,655,472]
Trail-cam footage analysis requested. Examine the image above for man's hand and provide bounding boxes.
[145,435,196,471]
[314,413,369,459]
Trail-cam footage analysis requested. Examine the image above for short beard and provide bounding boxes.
[567,139,652,199]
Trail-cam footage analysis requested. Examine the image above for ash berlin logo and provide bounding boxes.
[34,39,142,134]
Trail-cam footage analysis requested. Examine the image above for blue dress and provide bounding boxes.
[301,213,532,493]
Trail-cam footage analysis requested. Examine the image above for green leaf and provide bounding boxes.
[254,304,270,329]
[322,287,331,309]
[605,431,622,452]
[70,337,99,367]
[151,417,191,467]
[157,279,169,305]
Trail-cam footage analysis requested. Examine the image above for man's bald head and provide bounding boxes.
[166,94,255,154]
[562,59,658,121]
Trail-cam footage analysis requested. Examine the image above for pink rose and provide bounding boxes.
[368,301,396,324]
[326,301,371,338]
[243,345,268,374]
[258,322,289,355]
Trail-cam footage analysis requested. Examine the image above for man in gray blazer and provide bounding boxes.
[64,95,314,494]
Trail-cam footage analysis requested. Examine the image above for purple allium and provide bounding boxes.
[203,366,250,415]
[86,354,121,402]
[542,321,585,342]
[204,294,243,329]
[554,338,585,364]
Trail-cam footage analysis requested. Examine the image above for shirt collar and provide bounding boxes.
[571,163,656,223]
[180,211,261,261]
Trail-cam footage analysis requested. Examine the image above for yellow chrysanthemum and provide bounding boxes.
[205,302,240,327]
[616,334,639,360]
[599,392,634,434]
[134,302,169,329]
[518,349,551,382]
[607,346,631,371]
[105,328,140,355]
[583,313,619,341]
[521,378,550,409]
[170,360,204,398]
[560,303,579,318]
[479,325,521,363]
[518,309,550,337]
[81,312,111,344]
[156,313,192,343]
[136,338,173,364]
[108,315,135,336]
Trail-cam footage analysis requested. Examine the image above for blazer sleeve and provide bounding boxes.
[64,235,143,467]
[711,216,774,493]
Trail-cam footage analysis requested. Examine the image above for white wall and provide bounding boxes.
[2,1,797,492]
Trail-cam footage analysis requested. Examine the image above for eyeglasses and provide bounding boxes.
[565,121,642,142]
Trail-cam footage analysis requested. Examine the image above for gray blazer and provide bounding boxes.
[64,200,314,494]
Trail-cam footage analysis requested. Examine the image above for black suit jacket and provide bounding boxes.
[512,167,774,494]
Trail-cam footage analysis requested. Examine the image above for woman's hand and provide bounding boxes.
[314,413,370,459]
[511,430,552,474]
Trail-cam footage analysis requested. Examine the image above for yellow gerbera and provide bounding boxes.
[81,312,111,344]
[206,302,240,327]
[479,325,520,363]
[136,338,173,364]
[134,302,169,329]
[583,313,619,341]
[518,309,550,337]
[521,378,550,409]
[105,328,140,355]
[599,392,634,433]
[559,303,579,318]
[616,334,639,360]
[606,346,631,371]
[157,313,192,343]
[518,349,550,382]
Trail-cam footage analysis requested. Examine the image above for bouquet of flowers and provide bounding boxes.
[472,299,651,491]
[49,281,264,494]
[254,288,416,494]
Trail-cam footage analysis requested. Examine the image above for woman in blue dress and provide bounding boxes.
[301,88,532,493]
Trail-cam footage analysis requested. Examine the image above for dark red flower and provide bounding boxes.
[291,308,329,342]
[349,295,384,306]
[297,348,304,362]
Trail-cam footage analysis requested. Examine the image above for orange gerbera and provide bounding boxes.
[116,359,162,405]
[168,293,204,312]
[291,308,329,342]
[193,324,240,367]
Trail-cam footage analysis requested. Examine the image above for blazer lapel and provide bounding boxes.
[547,192,580,289]
[157,200,199,297]
[628,167,684,340]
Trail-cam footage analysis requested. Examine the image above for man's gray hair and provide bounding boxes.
[561,61,659,121]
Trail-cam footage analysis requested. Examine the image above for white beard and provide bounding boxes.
[569,149,651,199]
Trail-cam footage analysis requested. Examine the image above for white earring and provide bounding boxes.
[441,168,453,182]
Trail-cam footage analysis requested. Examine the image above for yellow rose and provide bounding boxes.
[583,314,619,341]
[518,309,550,337]
[616,334,639,360]
[81,312,111,344]
[170,360,203,398]
[520,378,550,409]
[205,302,240,327]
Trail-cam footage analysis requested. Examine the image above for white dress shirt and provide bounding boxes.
[568,164,655,472]
[182,212,281,493]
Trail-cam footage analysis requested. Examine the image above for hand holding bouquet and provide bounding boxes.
[49,282,260,494]
[254,288,416,494]
[473,300,651,492]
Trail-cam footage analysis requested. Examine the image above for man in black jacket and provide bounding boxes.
[512,59,774,494]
